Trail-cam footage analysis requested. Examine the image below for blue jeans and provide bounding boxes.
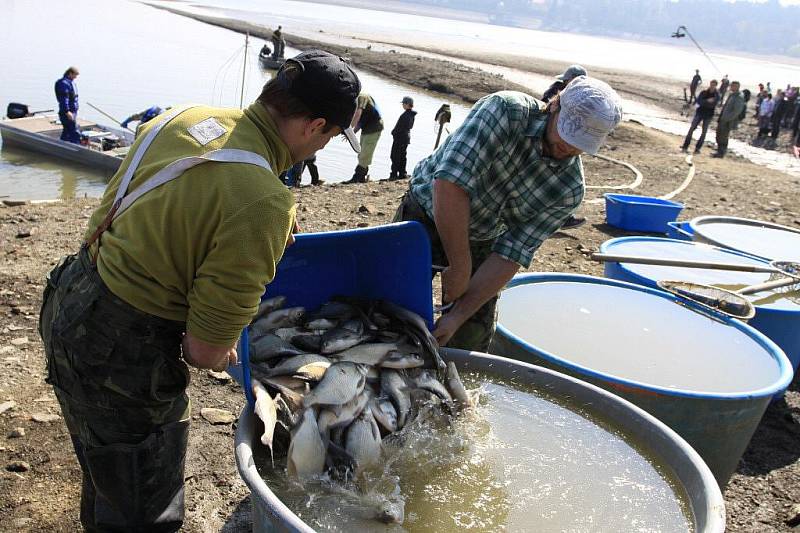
[682,113,712,152]
[59,111,81,144]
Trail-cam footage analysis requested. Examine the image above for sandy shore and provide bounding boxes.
[1,6,799,533]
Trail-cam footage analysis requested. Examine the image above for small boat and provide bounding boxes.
[0,105,134,173]
[259,53,285,70]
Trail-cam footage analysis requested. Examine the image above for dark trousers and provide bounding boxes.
[390,139,409,178]
[715,120,734,156]
[393,192,497,352]
[682,113,712,152]
[39,248,189,532]
[689,86,698,104]
[59,111,81,144]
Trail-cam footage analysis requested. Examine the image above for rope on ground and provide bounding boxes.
[658,154,696,201]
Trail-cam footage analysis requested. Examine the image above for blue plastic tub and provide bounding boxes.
[599,236,800,396]
[605,193,684,233]
[230,222,433,406]
[666,221,695,241]
[490,273,793,488]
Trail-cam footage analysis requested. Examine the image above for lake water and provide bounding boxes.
[0,0,470,199]
[2,0,799,199]
[257,374,693,532]
[497,281,782,393]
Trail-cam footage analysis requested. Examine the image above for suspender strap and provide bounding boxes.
[112,149,272,221]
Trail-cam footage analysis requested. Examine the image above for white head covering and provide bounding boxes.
[557,76,623,155]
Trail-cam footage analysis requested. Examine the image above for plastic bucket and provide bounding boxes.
[491,273,793,488]
[604,193,684,233]
[689,215,800,262]
[228,222,433,407]
[235,348,726,532]
[599,236,800,388]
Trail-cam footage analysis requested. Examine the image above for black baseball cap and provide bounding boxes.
[277,50,362,153]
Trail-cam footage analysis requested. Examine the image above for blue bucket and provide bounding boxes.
[605,193,684,233]
[598,236,800,393]
[229,222,433,407]
[490,273,793,487]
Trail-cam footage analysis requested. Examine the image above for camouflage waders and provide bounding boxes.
[394,191,498,352]
[38,106,274,531]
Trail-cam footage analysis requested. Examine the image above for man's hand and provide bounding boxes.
[441,263,470,304]
[182,332,237,372]
[793,144,800,158]
[66,111,74,121]
[432,309,468,347]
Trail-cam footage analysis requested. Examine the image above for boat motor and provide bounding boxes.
[6,103,30,119]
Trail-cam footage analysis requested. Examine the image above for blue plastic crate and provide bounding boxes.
[230,221,433,406]
[604,194,684,234]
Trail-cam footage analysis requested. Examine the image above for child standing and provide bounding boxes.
[389,96,417,180]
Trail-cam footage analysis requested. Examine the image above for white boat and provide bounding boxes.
[0,111,134,172]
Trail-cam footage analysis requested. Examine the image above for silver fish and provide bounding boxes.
[252,378,279,464]
[253,296,287,321]
[332,342,398,366]
[250,334,306,362]
[378,300,445,373]
[412,370,453,403]
[251,307,306,336]
[306,301,357,321]
[303,362,367,409]
[380,351,425,370]
[317,390,371,437]
[446,362,473,408]
[273,327,324,342]
[345,408,382,475]
[291,334,323,353]
[305,318,338,330]
[339,318,365,335]
[287,408,327,481]
[251,371,307,412]
[369,396,398,433]
[320,328,371,354]
[263,354,331,378]
[381,369,411,429]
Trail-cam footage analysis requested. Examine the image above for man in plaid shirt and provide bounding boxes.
[395,76,622,351]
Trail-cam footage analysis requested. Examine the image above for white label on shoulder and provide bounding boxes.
[187,117,226,145]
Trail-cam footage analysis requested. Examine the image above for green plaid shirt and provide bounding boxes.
[409,91,585,268]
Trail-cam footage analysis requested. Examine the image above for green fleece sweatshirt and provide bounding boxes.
[85,103,295,346]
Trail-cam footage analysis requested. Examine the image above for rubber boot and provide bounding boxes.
[347,165,369,184]
[308,161,324,185]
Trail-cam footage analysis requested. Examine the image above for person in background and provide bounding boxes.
[39,50,360,532]
[782,85,797,128]
[755,83,766,117]
[284,155,323,186]
[389,96,417,180]
[346,92,383,183]
[718,75,730,106]
[769,89,787,147]
[55,66,80,144]
[713,81,745,158]
[260,42,272,57]
[542,64,589,229]
[681,79,718,154]
[755,93,774,143]
[394,77,622,352]
[738,88,751,125]
[121,105,165,133]
[542,64,587,103]
[271,25,285,59]
[689,69,702,104]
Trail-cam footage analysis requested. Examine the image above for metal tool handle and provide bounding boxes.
[591,252,780,274]
[737,277,799,295]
